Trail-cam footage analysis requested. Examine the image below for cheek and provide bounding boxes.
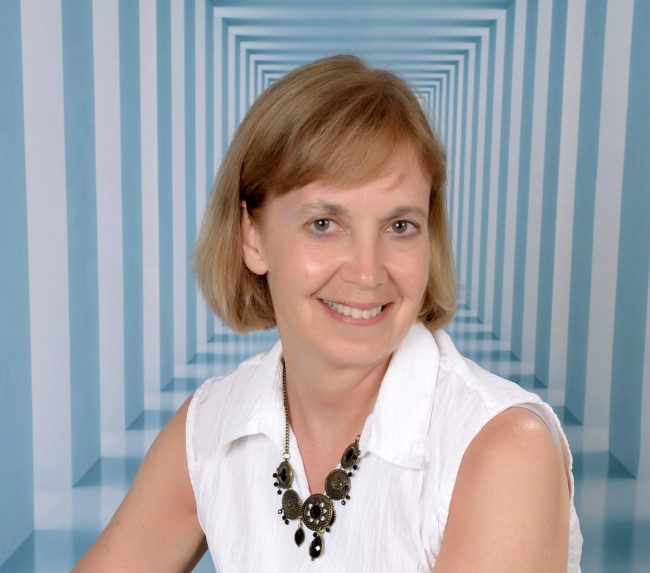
[280,243,335,284]
[388,242,430,283]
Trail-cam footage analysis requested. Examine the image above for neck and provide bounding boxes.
[280,344,392,452]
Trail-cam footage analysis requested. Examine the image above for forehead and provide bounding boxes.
[279,144,431,211]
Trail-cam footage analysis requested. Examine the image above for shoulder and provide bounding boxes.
[429,351,548,459]
[186,349,270,456]
[434,406,571,571]
[459,405,566,476]
[189,348,269,412]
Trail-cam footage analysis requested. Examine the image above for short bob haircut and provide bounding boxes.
[191,54,458,334]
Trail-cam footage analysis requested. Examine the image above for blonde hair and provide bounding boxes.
[191,54,458,334]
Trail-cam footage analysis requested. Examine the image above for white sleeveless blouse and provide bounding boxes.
[186,321,583,571]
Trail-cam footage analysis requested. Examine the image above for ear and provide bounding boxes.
[240,200,269,275]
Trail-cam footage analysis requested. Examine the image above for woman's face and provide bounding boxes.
[240,143,432,367]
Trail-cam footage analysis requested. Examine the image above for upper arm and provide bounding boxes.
[433,406,571,573]
[73,393,208,572]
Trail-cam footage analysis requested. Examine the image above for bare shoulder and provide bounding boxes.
[73,393,208,572]
[434,406,570,572]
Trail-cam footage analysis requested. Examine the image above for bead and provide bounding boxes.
[294,527,305,546]
[347,472,352,477]
[341,500,346,505]
[309,535,323,559]
[309,505,322,519]
[353,465,358,470]
[277,490,281,494]
[273,473,277,477]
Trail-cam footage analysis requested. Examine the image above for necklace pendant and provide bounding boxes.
[281,489,302,520]
[274,460,294,489]
[341,441,360,469]
[325,468,351,500]
[301,493,335,531]
[294,526,305,546]
[309,534,324,560]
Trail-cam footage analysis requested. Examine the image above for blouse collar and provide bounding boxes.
[220,320,441,470]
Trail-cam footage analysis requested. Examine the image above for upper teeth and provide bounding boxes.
[322,299,384,319]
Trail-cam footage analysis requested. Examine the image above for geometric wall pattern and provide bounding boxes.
[1,0,648,570]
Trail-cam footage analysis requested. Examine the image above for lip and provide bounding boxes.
[318,298,393,326]
[319,299,389,310]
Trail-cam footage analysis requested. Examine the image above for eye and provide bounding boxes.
[310,218,334,233]
[391,220,418,236]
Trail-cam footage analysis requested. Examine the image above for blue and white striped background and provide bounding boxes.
[1,0,648,571]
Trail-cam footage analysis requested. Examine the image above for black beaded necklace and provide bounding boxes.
[272,354,362,561]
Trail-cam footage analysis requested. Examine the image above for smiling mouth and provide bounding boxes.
[318,298,392,320]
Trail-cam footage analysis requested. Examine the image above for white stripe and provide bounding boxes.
[450,60,463,285]
[641,261,650,477]
[585,0,635,442]
[550,0,586,400]
[140,0,161,405]
[521,0,553,367]
[93,0,125,455]
[21,0,71,527]
[172,0,187,367]
[434,84,441,138]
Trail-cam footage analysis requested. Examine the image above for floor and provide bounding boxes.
[1,313,648,572]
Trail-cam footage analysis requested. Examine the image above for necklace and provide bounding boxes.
[272,353,363,561]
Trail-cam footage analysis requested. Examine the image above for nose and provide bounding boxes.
[339,232,388,288]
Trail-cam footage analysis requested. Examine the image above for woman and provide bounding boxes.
[75,55,583,571]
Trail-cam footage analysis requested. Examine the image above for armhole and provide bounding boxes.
[436,399,576,541]
[510,401,576,500]
[185,378,214,493]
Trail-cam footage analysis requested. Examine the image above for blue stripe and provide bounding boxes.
[464,35,485,316]
[610,0,650,476]
[62,0,100,484]
[458,49,470,300]
[119,0,144,428]
[511,0,539,358]
[478,21,498,322]
[565,0,608,423]
[535,0,568,388]
[0,0,34,554]
[493,0,516,335]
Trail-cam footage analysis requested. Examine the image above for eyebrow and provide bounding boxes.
[297,201,428,221]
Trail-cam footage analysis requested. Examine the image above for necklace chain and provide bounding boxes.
[281,355,361,456]
[274,352,363,561]
[281,355,291,460]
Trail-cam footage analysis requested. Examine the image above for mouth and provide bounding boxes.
[317,298,393,325]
